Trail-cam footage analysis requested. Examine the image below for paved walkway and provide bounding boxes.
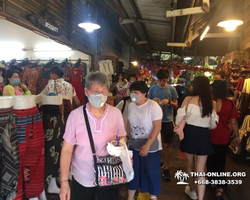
[46,135,250,200]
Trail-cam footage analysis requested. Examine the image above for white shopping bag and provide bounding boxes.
[120,142,134,182]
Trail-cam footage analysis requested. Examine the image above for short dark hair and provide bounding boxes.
[130,81,148,94]
[156,69,169,80]
[6,69,19,84]
[51,66,64,78]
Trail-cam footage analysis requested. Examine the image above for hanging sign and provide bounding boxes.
[28,13,62,36]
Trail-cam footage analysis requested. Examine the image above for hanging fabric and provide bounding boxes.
[39,105,64,187]
[64,63,87,105]
[13,107,44,199]
[0,107,19,200]
[36,66,51,94]
[98,59,114,87]
[20,65,42,95]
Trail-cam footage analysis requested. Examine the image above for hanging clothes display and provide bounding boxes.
[236,78,250,126]
[36,66,52,95]
[64,63,87,105]
[20,66,42,95]
[13,107,44,199]
[39,105,64,187]
[0,107,19,200]
[99,59,114,87]
[230,115,250,155]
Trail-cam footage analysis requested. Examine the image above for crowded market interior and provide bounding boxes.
[0,0,250,200]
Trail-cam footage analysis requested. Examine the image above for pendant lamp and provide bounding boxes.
[78,1,100,33]
[78,13,100,33]
[217,0,243,32]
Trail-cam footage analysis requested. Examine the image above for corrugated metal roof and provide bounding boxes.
[120,0,172,51]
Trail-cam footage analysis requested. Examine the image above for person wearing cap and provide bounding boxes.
[183,81,193,99]
[41,66,80,106]
[3,66,31,96]
[207,80,240,200]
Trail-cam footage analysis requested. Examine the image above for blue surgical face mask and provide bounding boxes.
[11,79,20,85]
[88,93,108,108]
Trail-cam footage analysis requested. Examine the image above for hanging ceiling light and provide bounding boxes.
[78,1,100,33]
[217,20,243,32]
[131,61,138,66]
[78,18,101,33]
[183,57,192,61]
[217,0,243,32]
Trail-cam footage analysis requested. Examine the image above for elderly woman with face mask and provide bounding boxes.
[59,72,127,200]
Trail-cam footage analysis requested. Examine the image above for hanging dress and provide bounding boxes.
[64,64,87,105]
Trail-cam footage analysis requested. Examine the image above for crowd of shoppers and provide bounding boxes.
[59,69,240,200]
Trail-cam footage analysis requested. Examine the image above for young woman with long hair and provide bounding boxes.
[176,76,219,200]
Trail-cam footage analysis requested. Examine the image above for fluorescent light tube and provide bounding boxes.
[200,26,210,41]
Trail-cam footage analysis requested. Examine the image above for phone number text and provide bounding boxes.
[194,180,243,185]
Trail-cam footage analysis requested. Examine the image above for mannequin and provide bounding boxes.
[12,95,44,200]
[12,95,36,109]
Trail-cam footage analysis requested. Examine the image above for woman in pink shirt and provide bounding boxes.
[60,72,127,200]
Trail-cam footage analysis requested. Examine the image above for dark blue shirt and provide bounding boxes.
[148,84,178,122]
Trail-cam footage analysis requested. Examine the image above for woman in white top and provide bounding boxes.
[176,76,219,200]
[127,81,163,200]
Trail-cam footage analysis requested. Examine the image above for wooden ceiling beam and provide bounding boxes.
[166,0,210,17]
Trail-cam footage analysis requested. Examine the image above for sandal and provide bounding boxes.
[215,191,223,200]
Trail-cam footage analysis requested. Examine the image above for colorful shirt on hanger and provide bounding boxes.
[36,67,51,94]
[20,66,42,95]
[64,64,86,105]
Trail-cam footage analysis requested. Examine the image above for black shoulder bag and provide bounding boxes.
[83,105,127,187]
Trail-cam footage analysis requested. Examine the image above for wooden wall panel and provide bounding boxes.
[243,1,250,51]
[0,0,96,55]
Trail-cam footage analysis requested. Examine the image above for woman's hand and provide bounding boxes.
[233,136,241,146]
[139,144,150,157]
[59,182,71,200]
[19,84,28,92]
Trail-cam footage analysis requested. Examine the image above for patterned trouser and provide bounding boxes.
[0,107,19,200]
[40,105,65,186]
[13,107,45,200]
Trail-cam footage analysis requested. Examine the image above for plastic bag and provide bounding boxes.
[120,142,134,182]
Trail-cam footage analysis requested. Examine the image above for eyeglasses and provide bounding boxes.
[89,90,108,95]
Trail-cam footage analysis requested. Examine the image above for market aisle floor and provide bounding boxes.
[46,135,250,200]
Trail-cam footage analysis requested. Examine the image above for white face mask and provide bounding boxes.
[88,93,108,108]
[130,93,141,103]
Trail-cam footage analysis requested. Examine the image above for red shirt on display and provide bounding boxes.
[209,98,239,145]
